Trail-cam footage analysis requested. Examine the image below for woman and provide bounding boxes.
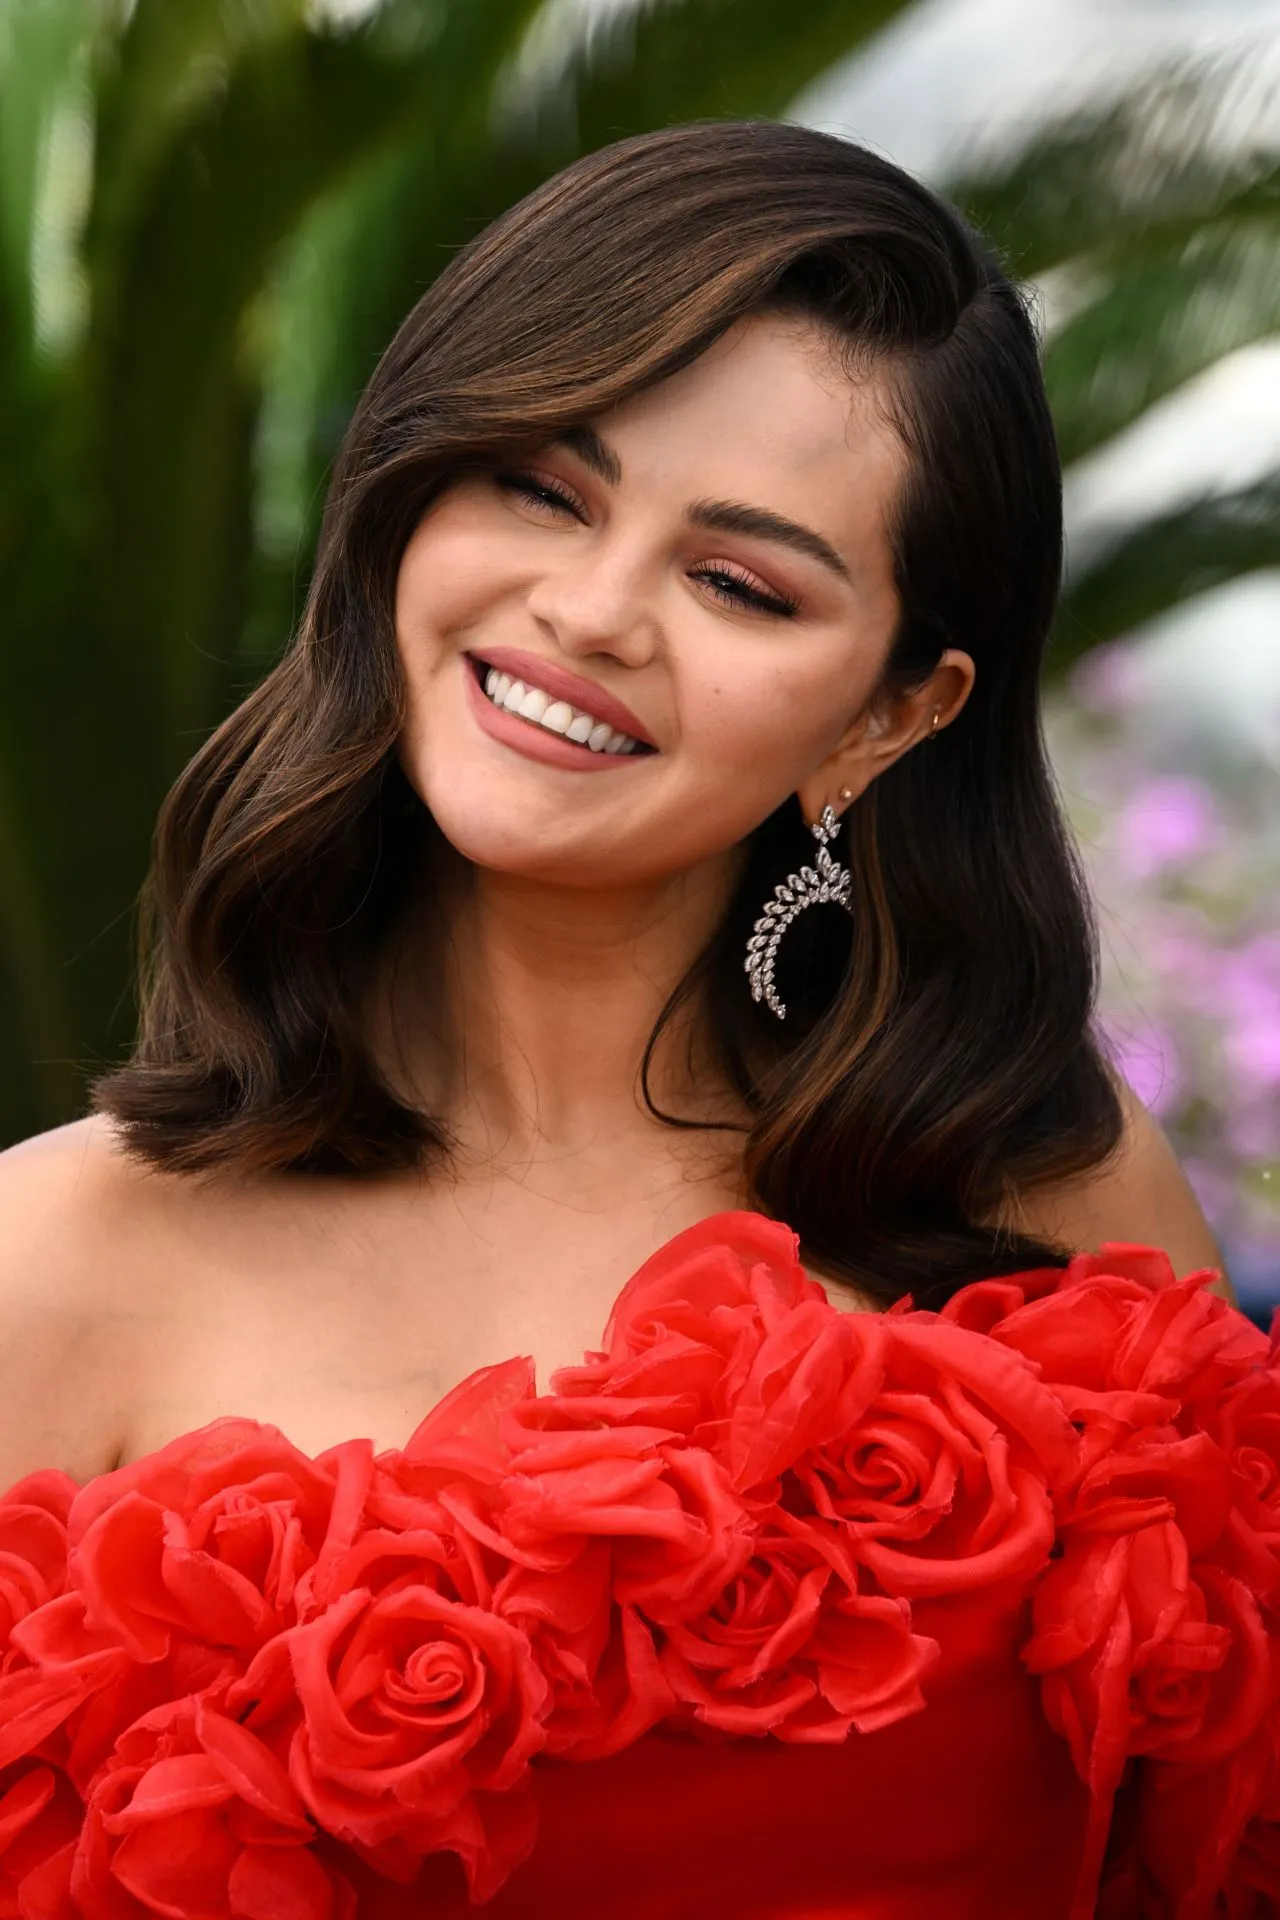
[0,121,1273,1918]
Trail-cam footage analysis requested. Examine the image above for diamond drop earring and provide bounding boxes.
[744,804,853,1021]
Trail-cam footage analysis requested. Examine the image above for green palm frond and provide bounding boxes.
[1053,473,1280,666]
[948,54,1279,281]
[942,52,1280,680]
[0,0,94,365]
[1045,222,1280,466]
[85,0,313,297]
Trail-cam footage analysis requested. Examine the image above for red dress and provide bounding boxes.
[1,1212,1277,1918]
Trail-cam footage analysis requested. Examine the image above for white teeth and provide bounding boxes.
[476,661,643,756]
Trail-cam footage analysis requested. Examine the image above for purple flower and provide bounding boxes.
[1114,776,1224,880]
[1070,638,1147,713]
[1225,1100,1280,1163]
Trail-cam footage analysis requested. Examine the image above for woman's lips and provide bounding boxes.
[462,656,651,773]
[464,644,656,749]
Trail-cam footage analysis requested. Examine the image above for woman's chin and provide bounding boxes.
[423,806,632,889]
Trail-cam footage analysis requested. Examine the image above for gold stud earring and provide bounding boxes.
[930,708,941,738]
[838,787,853,804]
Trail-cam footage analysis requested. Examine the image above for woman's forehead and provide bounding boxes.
[580,315,907,566]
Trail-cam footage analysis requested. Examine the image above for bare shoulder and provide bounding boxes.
[0,1115,172,1486]
[1005,1071,1238,1304]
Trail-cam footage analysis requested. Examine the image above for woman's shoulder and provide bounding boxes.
[0,1116,179,1484]
[993,1069,1237,1304]
[0,1112,175,1286]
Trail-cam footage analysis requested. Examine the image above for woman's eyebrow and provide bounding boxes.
[687,500,851,582]
[549,423,852,582]
[550,424,622,486]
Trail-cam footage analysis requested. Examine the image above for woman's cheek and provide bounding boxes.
[686,668,848,797]
[396,489,529,642]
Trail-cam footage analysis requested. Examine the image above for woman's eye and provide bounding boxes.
[690,564,799,618]
[493,471,583,518]
[490,478,796,617]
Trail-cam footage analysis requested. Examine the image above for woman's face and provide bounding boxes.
[393,312,969,890]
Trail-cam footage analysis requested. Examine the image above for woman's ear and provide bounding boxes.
[796,650,976,824]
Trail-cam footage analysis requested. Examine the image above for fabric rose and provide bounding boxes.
[0,1761,81,1916]
[660,1513,939,1742]
[64,1421,376,1660]
[0,1426,376,1793]
[1198,1364,1280,1605]
[1023,1423,1271,1811]
[1094,1705,1280,1919]
[0,1592,135,1781]
[992,1252,1280,1920]
[45,1695,353,1920]
[263,1569,549,1901]
[496,1415,755,1622]
[387,1358,534,1512]
[497,1579,674,1761]
[550,1212,895,1512]
[1026,1521,1271,1781]
[0,1472,92,1781]
[1023,1450,1276,1919]
[393,1377,760,1760]
[548,1211,838,1441]
[1222,1733,1280,1920]
[371,1370,678,1763]
[479,1415,755,1759]
[0,1472,77,1647]
[781,1316,1076,1597]
[989,1249,1266,1415]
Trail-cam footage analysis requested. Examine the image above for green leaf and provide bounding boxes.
[1049,473,1280,670]
[85,0,313,298]
[1046,221,1280,465]
[947,53,1280,282]
[0,0,96,369]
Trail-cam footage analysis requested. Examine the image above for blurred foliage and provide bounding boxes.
[0,0,1276,1146]
[1043,648,1280,1307]
[948,56,1280,673]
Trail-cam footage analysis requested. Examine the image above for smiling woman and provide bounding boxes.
[84,121,1103,1315]
[0,119,1274,1920]
[391,318,936,900]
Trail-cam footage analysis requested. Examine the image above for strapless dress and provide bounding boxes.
[1,1212,1277,1918]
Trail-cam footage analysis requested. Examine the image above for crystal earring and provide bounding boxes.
[744,804,853,1021]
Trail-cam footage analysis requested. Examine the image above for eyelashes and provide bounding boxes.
[492,470,801,619]
[687,562,799,618]
[494,472,581,517]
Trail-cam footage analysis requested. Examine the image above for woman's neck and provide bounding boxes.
[366,837,752,1170]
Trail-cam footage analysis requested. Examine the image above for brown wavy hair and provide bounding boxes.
[91,118,1125,1308]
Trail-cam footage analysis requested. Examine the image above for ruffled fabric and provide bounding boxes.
[0,1210,1275,1916]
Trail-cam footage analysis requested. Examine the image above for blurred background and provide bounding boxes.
[1,0,1276,1315]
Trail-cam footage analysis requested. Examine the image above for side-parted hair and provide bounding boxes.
[91,118,1125,1307]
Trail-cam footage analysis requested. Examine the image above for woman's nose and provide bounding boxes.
[525,547,660,668]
